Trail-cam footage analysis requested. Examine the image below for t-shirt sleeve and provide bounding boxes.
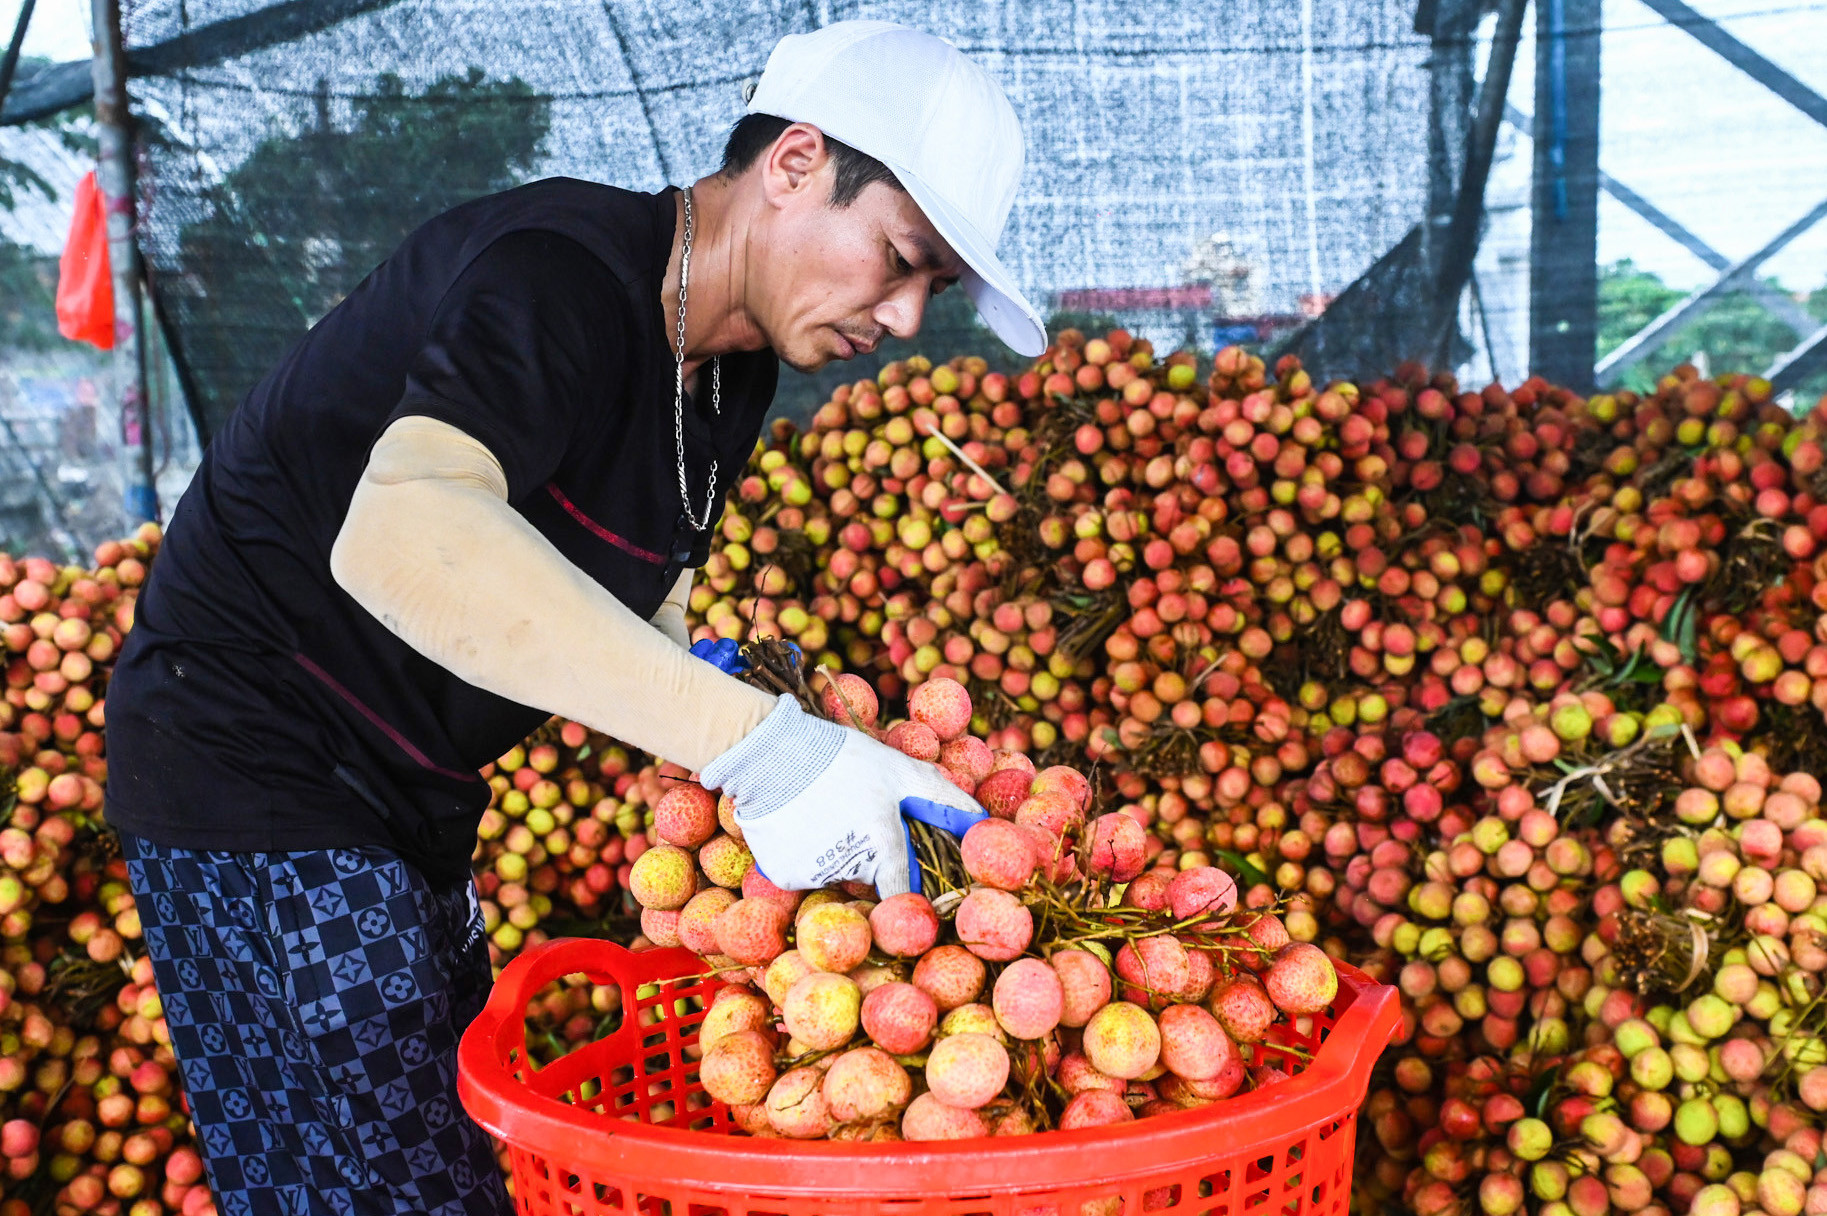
[390,229,628,502]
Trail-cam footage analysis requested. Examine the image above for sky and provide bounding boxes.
[0,0,87,60]
[3,0,1826,297]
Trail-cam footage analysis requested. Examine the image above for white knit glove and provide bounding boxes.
[701,695,987,896]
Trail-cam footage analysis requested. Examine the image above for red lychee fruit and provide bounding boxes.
[993,958,1065,1040]
[1087,813,1147,882]
[901,1092,989,1140]
[884,719,942,761]
[677,888,738,955]
[714,898,790,967]
[640,907,682,949]
[1031,766,1092,812]
[976,768,1036,820]
[1059,1090,1134,1129]
[654,783,718,848]
[1058,1051,1125,1095]
[925,1033,1010,1109]
[741,867,803,918]
[1209,976,1275,1043]
[1264,943,1339,1015]
[909,677,973,741]
[869,892,940,958]
[766,1067,834,1138]
[955,888,1034,961]
[1114,935,1190,1008]
[1051,948,1114,1027]
[990,751,1038,777]
[821,1047,911,1124]
[861,981,938,1055]
[961,819,1039,891]
[940,736,994,785]
[912,945,988,1010]
[1156,1004,1237,1082]
[700,1029,777,1105]
[1166,867,1238,923]
[821,672,880,729]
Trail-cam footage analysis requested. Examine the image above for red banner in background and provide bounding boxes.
[56,171,115,351]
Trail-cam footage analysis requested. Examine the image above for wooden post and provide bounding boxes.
[89,0,159,524]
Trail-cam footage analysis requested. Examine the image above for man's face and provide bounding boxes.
[749,127,966,372]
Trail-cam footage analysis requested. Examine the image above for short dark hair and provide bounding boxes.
[719,113,907,208]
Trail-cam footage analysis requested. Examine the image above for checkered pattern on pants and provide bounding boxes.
[121,833,513,1216]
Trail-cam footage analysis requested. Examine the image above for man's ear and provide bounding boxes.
[762,123,831,201]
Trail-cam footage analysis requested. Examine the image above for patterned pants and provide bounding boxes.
[122,834,514,1216]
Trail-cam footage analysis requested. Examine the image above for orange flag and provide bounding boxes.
[56,170,115,350]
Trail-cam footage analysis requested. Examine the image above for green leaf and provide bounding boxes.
[1529,1064,1562,1118]
[1214,849,1271,889]
[1586,633,1622,677]
[1659,590,1691,646]
[1677,608,1699,667]
[1612,646,1644,683]
[1657,588,1702,668]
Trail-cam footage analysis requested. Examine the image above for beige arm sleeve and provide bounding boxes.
[650,566,693,650]
[330,415,776,771]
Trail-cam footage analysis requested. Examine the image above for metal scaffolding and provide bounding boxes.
[1591,0,1827,396]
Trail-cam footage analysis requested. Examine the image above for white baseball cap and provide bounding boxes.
[746,21,1047,358]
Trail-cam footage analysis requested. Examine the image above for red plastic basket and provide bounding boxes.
[458,938,1400,1216]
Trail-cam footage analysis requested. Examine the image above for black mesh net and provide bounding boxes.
[116,0,1446,441]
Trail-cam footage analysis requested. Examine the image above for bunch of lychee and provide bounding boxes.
[624,672,1342,1139]
[1357,737,1827,1216]
[470,721,650,968]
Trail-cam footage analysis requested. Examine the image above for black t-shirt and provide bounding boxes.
[104,179,777,885]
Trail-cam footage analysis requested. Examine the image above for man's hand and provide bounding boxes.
[701,695,987,897]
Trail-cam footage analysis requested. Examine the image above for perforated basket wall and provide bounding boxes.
[457,938,1400,1216]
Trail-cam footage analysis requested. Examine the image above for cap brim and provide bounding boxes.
[891,170,1047,359]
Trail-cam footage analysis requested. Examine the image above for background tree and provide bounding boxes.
[161,69,550,440]
[1597,259,1827,403]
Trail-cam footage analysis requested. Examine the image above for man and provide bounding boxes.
[103,20,1045,1216]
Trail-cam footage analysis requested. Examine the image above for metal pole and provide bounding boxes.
[1421,0,1478,276]
[1768,324,1827,399]
[1430,0,1528,357]
[1529,0,1602,390]
[89,0,158,524]
[1506,101,1820,340]
[0,0,37,112]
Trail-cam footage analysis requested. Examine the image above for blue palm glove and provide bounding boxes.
[702,695,988,897]
[896,796,987,897]
[690,638,749,675]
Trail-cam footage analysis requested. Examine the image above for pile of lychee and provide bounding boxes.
[627,674,1342,1139]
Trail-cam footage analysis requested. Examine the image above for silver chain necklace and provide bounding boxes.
[673,185,721,531]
